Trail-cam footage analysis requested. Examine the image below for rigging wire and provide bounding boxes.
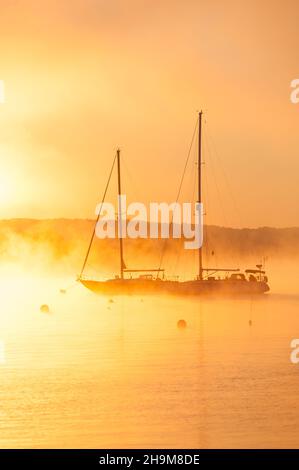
[121,153,143,202]
[202,121,223,274]
[202,133,212,271]
[203,126,228,227]
[157,116,199,275]
[205,121,258,263]
[79,153,117,279]
[122,153,167,272]
[205,121,244,228]
[171,149,197,278]
[203,124,239,268]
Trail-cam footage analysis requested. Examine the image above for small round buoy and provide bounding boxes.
[60,289,66,294]
[177,319,187,329]
[40,304,50,314]
[109,298,114,303]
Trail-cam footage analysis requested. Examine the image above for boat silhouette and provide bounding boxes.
[79,112,270,296]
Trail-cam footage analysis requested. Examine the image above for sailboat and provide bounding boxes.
[79,112,270,296]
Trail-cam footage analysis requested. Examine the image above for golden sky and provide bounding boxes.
[0,0,298,227]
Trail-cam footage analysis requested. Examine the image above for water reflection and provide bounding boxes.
[0,275,298,448]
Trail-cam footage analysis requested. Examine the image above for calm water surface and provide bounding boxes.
[0,275,299,448]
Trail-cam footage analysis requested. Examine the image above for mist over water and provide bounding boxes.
[0,221,299,448]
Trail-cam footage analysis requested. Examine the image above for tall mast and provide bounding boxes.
[198,111,203,281]
[117,149,124,280]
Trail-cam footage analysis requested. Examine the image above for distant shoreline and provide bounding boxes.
[0,218,298,231]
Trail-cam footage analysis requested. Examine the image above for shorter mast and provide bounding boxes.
[117,149,125,280]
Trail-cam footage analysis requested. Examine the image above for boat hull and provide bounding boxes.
[79,278,270,296]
